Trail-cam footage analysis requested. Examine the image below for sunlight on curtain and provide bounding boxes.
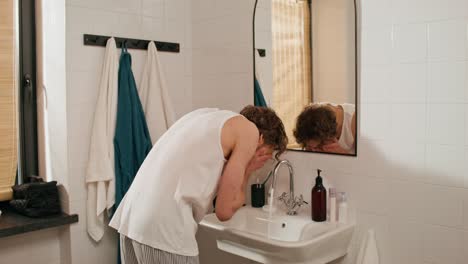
[0,0,18,201]
[272,0,311,147]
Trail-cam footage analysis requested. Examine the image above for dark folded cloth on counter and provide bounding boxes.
[9,179,61,218]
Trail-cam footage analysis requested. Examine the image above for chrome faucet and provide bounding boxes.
[268,160,307,215]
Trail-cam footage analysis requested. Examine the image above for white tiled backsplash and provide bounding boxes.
[280,0,468,263]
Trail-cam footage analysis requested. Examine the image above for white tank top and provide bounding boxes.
[316,102,355,154]
[109,108,239,256]
[337,103,355,154]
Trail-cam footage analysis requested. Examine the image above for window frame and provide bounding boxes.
[17,0,38,184]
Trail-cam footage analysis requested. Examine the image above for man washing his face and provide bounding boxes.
[110,106,288,264]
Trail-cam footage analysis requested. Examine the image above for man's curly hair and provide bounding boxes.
[293,105,337,148]
[240,105,288,158]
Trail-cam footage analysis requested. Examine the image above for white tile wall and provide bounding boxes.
[426,104,465,145]
[392,0,468,24]
[63,0,193,263]
[352,176,390,215]
[69,218,118,264]
[361,65,391,103]
[390,104,426,142]
[388,142,426,182]
[142,17,164,40]
[361,27,393,66]
[422,225,464,264]
[463,189,468,229]
[428,20,467,61]
[388,219,424,264]
[142,0,164,19]
[361,0,391,27]
[425,144,466,188]
[352,212,391,263]
[428,61,466,103]
[194,0,468,264]
[461,149,468,187]
[390,63,427,103]
[463,231,468,262]
[387,180,425,221]
[354,140,393,178]
[191,0,253,111]
[466,68,468,103]
[421,184,464,228]
[393,23,428,63]
[466,106,468,144]
[360,103,391,140]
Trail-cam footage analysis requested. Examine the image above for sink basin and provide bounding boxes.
[199,206,354,264]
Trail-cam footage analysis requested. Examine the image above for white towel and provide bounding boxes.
[85,38,118,242]
[138,41,175,144]
[356,229,380,264]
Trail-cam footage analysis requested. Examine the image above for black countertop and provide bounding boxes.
[0,203,78,238]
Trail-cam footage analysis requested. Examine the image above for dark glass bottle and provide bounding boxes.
[312,169,327,222]
[251,183,265,208]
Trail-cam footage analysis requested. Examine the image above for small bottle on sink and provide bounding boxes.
[329,188,337,223]
[312,169,327,222]
[338,192,348,224]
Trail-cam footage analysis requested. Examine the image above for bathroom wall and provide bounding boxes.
[195,0,468,264]
[191,0,254,111]
[0,228,63,264]
[313,0,468,263]
[336,0,468,260]
[65,0,193,263]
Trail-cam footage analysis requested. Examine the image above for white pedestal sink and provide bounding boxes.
[199,206,354,264]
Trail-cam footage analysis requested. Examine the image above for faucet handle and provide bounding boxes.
[294,194,308,207]
[277,192,288,202]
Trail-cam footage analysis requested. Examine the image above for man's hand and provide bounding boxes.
[322,142,349,154]
[245,146,273,176]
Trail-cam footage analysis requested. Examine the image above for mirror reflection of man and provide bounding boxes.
[294,103,356,155]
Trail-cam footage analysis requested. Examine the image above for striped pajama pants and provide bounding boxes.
[120,235,200,264]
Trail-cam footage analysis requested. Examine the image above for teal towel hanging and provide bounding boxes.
[254,77,267,107]
[114,43,152,264]
[114,44,152,209]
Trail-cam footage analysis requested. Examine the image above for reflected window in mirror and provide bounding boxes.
[253,0,357,156]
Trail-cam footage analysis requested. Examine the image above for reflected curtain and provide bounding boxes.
[0,0,18,201]
[272,0,311,147]
[254,77,267,107]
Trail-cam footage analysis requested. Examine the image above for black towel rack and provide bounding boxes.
[83,34,180,53]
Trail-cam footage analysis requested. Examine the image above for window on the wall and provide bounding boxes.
[18,0,39,183]
[0,0,38,202]
[0,0,19,201]
[271,0,311,148]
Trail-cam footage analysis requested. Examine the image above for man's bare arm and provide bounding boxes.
[215,119,259,221]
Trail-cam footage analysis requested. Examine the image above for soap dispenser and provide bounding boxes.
[312,169,327,222]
